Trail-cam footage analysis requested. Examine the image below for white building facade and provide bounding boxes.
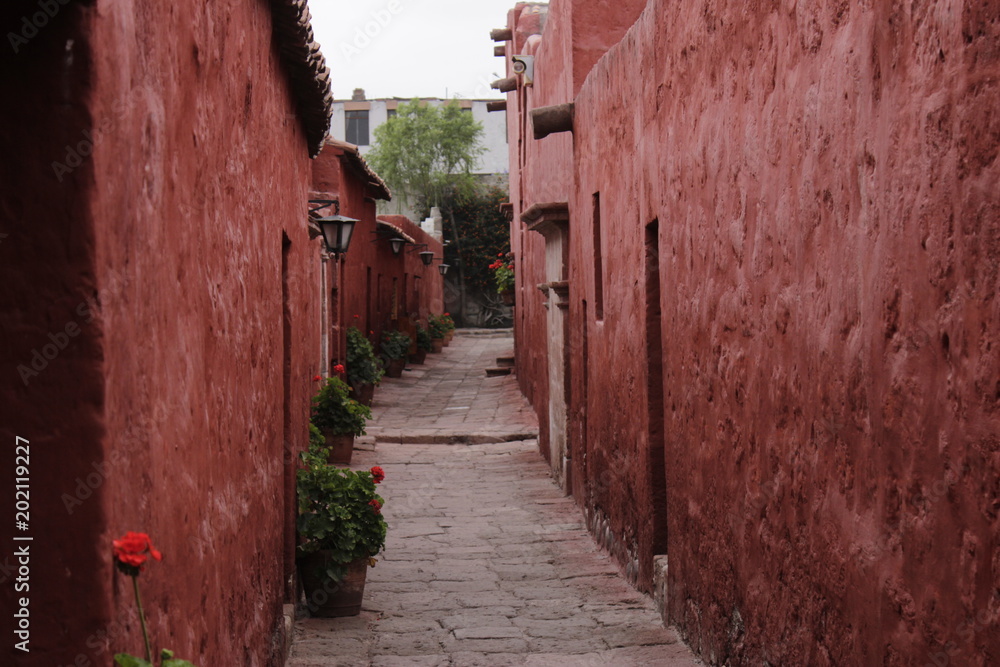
[329,90,509,177]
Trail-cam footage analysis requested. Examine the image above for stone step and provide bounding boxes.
[496,356,515,367]
[485,367,512,377]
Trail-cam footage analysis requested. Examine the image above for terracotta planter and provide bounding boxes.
[350,383,375,406]
[323,432,354,464]
[408,349,427,365]
[430,338,444,353]
[299,553,369,617]
[444,331,454,345]
[384,357,406,378]
[501,290,515,305]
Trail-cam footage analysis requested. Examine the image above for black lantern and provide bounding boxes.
[389,237,406,255]
[438,263,450,276]
[419,250,435,266]
[309,199,358,256]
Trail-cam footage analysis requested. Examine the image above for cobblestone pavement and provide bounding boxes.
[288,330,700,666]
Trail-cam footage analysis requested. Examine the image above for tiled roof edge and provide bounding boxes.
[269,0,333,158]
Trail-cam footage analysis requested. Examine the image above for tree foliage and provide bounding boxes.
[444,185,510,296]
[366,99,485,208]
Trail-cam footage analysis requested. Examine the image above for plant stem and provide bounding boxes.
[131,575,153,662]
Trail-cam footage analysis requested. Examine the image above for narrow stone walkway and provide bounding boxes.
[289,330,700,666]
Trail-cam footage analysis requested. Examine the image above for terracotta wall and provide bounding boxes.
[505,0,1000,664]
[310,143,445,371]
[0,0,322,664]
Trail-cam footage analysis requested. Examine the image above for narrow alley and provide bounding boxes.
[288,330,700,666]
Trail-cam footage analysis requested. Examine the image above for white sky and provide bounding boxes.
[309,0,518,101]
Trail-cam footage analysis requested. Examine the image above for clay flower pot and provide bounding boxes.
[408,349,427,365]
[430,338,444,353]
[350,383,376,406]
[323,432,355,465]
[501,290,515,305]
[298,554,369,617]
[384,357,406,378]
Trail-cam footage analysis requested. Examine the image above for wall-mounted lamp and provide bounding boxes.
[389,237,407,255]
[309,199,358,256]
[419,251,435,266]
[438,263,450,276]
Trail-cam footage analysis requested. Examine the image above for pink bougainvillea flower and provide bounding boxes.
[113,531,162,574]
[370,466,385,484]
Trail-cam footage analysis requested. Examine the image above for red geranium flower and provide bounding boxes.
[313,374,322,381]
[333,364,345,374]
[113,531,162,575]
[370,466,385,484]
[353,314,360,318]
[368,499,382,514]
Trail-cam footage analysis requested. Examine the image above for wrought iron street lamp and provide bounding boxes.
[309,199,358,256]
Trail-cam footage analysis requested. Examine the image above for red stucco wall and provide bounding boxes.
[1,0,320,664]
[310,145,444,371]
[507,0,1000,664]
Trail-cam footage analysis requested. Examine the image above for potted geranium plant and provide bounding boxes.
[410,324,432,364]
[380,330,412,378]
[490,253,515,305]
[296,450,387,617]
[427,314,446,353]
[311,373,371,464]
[346,326,384,405]
[440,312,456,345]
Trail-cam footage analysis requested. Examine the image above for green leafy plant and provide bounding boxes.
[489,253,515,294]
[112,532,198,667]
[311,376,372,437]
[427,314,447,339]
[380,330,413,360]
[346,326,385,387]
[296,456,388,584]
[440,313,456,333]
[414,324,433,352]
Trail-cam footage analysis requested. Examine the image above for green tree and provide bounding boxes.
[445,185,510,296]
[366,99,485,209]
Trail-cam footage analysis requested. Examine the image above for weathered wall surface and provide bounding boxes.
[0,1,111,663]
[507,0,1000,664]
[310,143,444,370]
[1,0,322,664]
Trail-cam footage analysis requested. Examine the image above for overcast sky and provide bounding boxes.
[309,0,517,101]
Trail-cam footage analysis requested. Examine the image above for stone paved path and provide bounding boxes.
[288,330,700,666]
[365,330,538,445]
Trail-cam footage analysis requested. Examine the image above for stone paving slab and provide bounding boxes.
[288,330,700,666]
[366,331,538,444]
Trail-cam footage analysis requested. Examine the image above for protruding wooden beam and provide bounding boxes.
[490,28,513,41]
[491,76,517,93]
[486,100,507,113]
[530,103,575,140]
[494,45,506,57]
